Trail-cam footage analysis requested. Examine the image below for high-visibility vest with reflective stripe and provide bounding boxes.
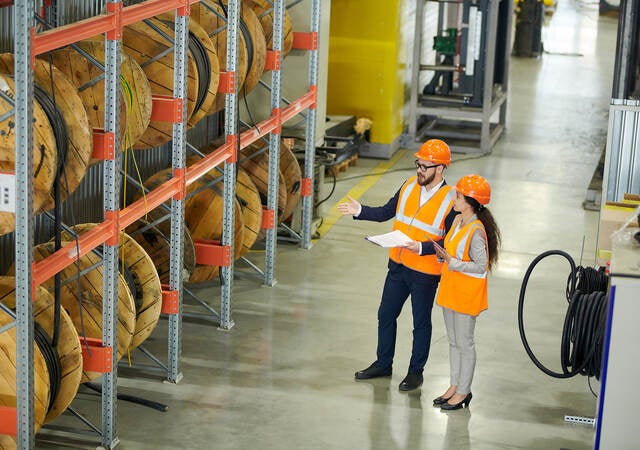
[389,177,455,275]
[436,218,488,316]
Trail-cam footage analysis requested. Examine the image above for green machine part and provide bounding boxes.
[433,28,457,55]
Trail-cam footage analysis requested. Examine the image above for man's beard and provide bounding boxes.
[417,171,435,186]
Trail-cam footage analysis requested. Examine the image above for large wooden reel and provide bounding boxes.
[0,284,50,449]
[125,207,197,284]
[244,0,294,57]
[155,12,221,128]
[49,39,153,158]
[56,224,162,352]
[0,73,57,237]
[235,0,267,97]
[0,54,93,214]
[31,242,136,383]
[279,139,302,222]
[235,167,263,256]
[190,0,249,114]
[0,276,82,424]
[186,154,262,257]
[139,167,245,284]
[239,141,287,223]
[123,18,199,149]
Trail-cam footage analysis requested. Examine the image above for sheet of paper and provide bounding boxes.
[365,230,414,248]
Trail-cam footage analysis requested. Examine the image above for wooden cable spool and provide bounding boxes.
[0,73,57,237]
[139,167,245,284]
[239,140,287,224]
[29,242,136,383]
[279,139,302,222]
[0,285,50,449]
[244,0,294,57]
[122,18,199,149]
[0,276,82,424]
[0,298,50,449]
[235,167,263,255]
[187,152,261,257]
[55,224,162,352]
[235,0,267,97]
[125,208,197,284]
[190,0,249,115]
[0,54,92,214]
[48,39,153,161]
[154,13,220,128]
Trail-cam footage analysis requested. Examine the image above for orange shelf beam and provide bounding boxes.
[185,143,234,185]
[32,221,113,288]
[32,0,202,58]
[119,177,181,229]
[32,13,117,56]
[121,0,200,26]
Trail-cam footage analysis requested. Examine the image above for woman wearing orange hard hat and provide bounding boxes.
[432,174,501,411]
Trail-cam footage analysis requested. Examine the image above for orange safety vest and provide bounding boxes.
[436,218,489,316]
[389,177,455,275]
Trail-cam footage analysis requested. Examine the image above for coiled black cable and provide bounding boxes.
[34,321,62,413]
[33,82,68,353]
[518,250,609,380]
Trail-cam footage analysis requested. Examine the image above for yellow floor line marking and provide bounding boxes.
[316,150,407,239]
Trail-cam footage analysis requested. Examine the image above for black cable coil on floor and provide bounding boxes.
[518,250,609,380]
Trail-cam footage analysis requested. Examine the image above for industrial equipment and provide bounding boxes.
[406,0,513,154]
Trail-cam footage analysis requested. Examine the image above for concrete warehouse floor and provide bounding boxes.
[37,1,617,449]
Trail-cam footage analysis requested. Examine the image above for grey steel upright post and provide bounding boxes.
[167,6,189,383]
[407,0,425,141]
[14,0,35,447]
[301,0,320,249]
[264,0,285,286]
[102,1,123,446]
[221,0,240,329]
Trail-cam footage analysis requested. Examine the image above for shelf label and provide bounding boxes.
[0,172,15,213]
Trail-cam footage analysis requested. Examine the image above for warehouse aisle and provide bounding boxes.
[38,2,617,449]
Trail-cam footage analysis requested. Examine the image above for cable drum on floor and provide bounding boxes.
[518,249,609,380]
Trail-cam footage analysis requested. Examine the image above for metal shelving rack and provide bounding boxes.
[4,0,320,447]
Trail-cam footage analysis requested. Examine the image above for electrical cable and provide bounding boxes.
[34,320,62,413]
[518,250,609,381]
[187,30,211,114]
[314,165,336,209]
[34,82,68,351]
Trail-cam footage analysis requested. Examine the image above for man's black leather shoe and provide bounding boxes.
[354,362,392,380]
[399,372,423,391]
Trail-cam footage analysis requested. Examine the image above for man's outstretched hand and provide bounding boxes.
[337,196,361,216]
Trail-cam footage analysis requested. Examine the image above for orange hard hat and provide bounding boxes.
[414,139,451,167]
[456,174,491,205]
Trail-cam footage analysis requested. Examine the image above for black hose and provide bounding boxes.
[83,382,169,412]
[518,250,609,380]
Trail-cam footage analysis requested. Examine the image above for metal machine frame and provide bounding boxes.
[406,0,513,154]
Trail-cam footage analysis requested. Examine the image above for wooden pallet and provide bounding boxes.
[326,153,358,176]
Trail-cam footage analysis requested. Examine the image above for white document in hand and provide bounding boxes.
[365,230,413,248]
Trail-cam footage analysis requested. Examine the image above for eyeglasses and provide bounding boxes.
[415,160,440,171]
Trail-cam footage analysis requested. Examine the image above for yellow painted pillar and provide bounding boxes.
[327,0,406,158]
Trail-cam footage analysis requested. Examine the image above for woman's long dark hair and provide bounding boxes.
[466,196,501,271]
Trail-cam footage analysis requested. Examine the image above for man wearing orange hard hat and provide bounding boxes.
[338,139,457,392]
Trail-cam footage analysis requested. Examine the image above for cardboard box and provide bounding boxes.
[597,201,640,263]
